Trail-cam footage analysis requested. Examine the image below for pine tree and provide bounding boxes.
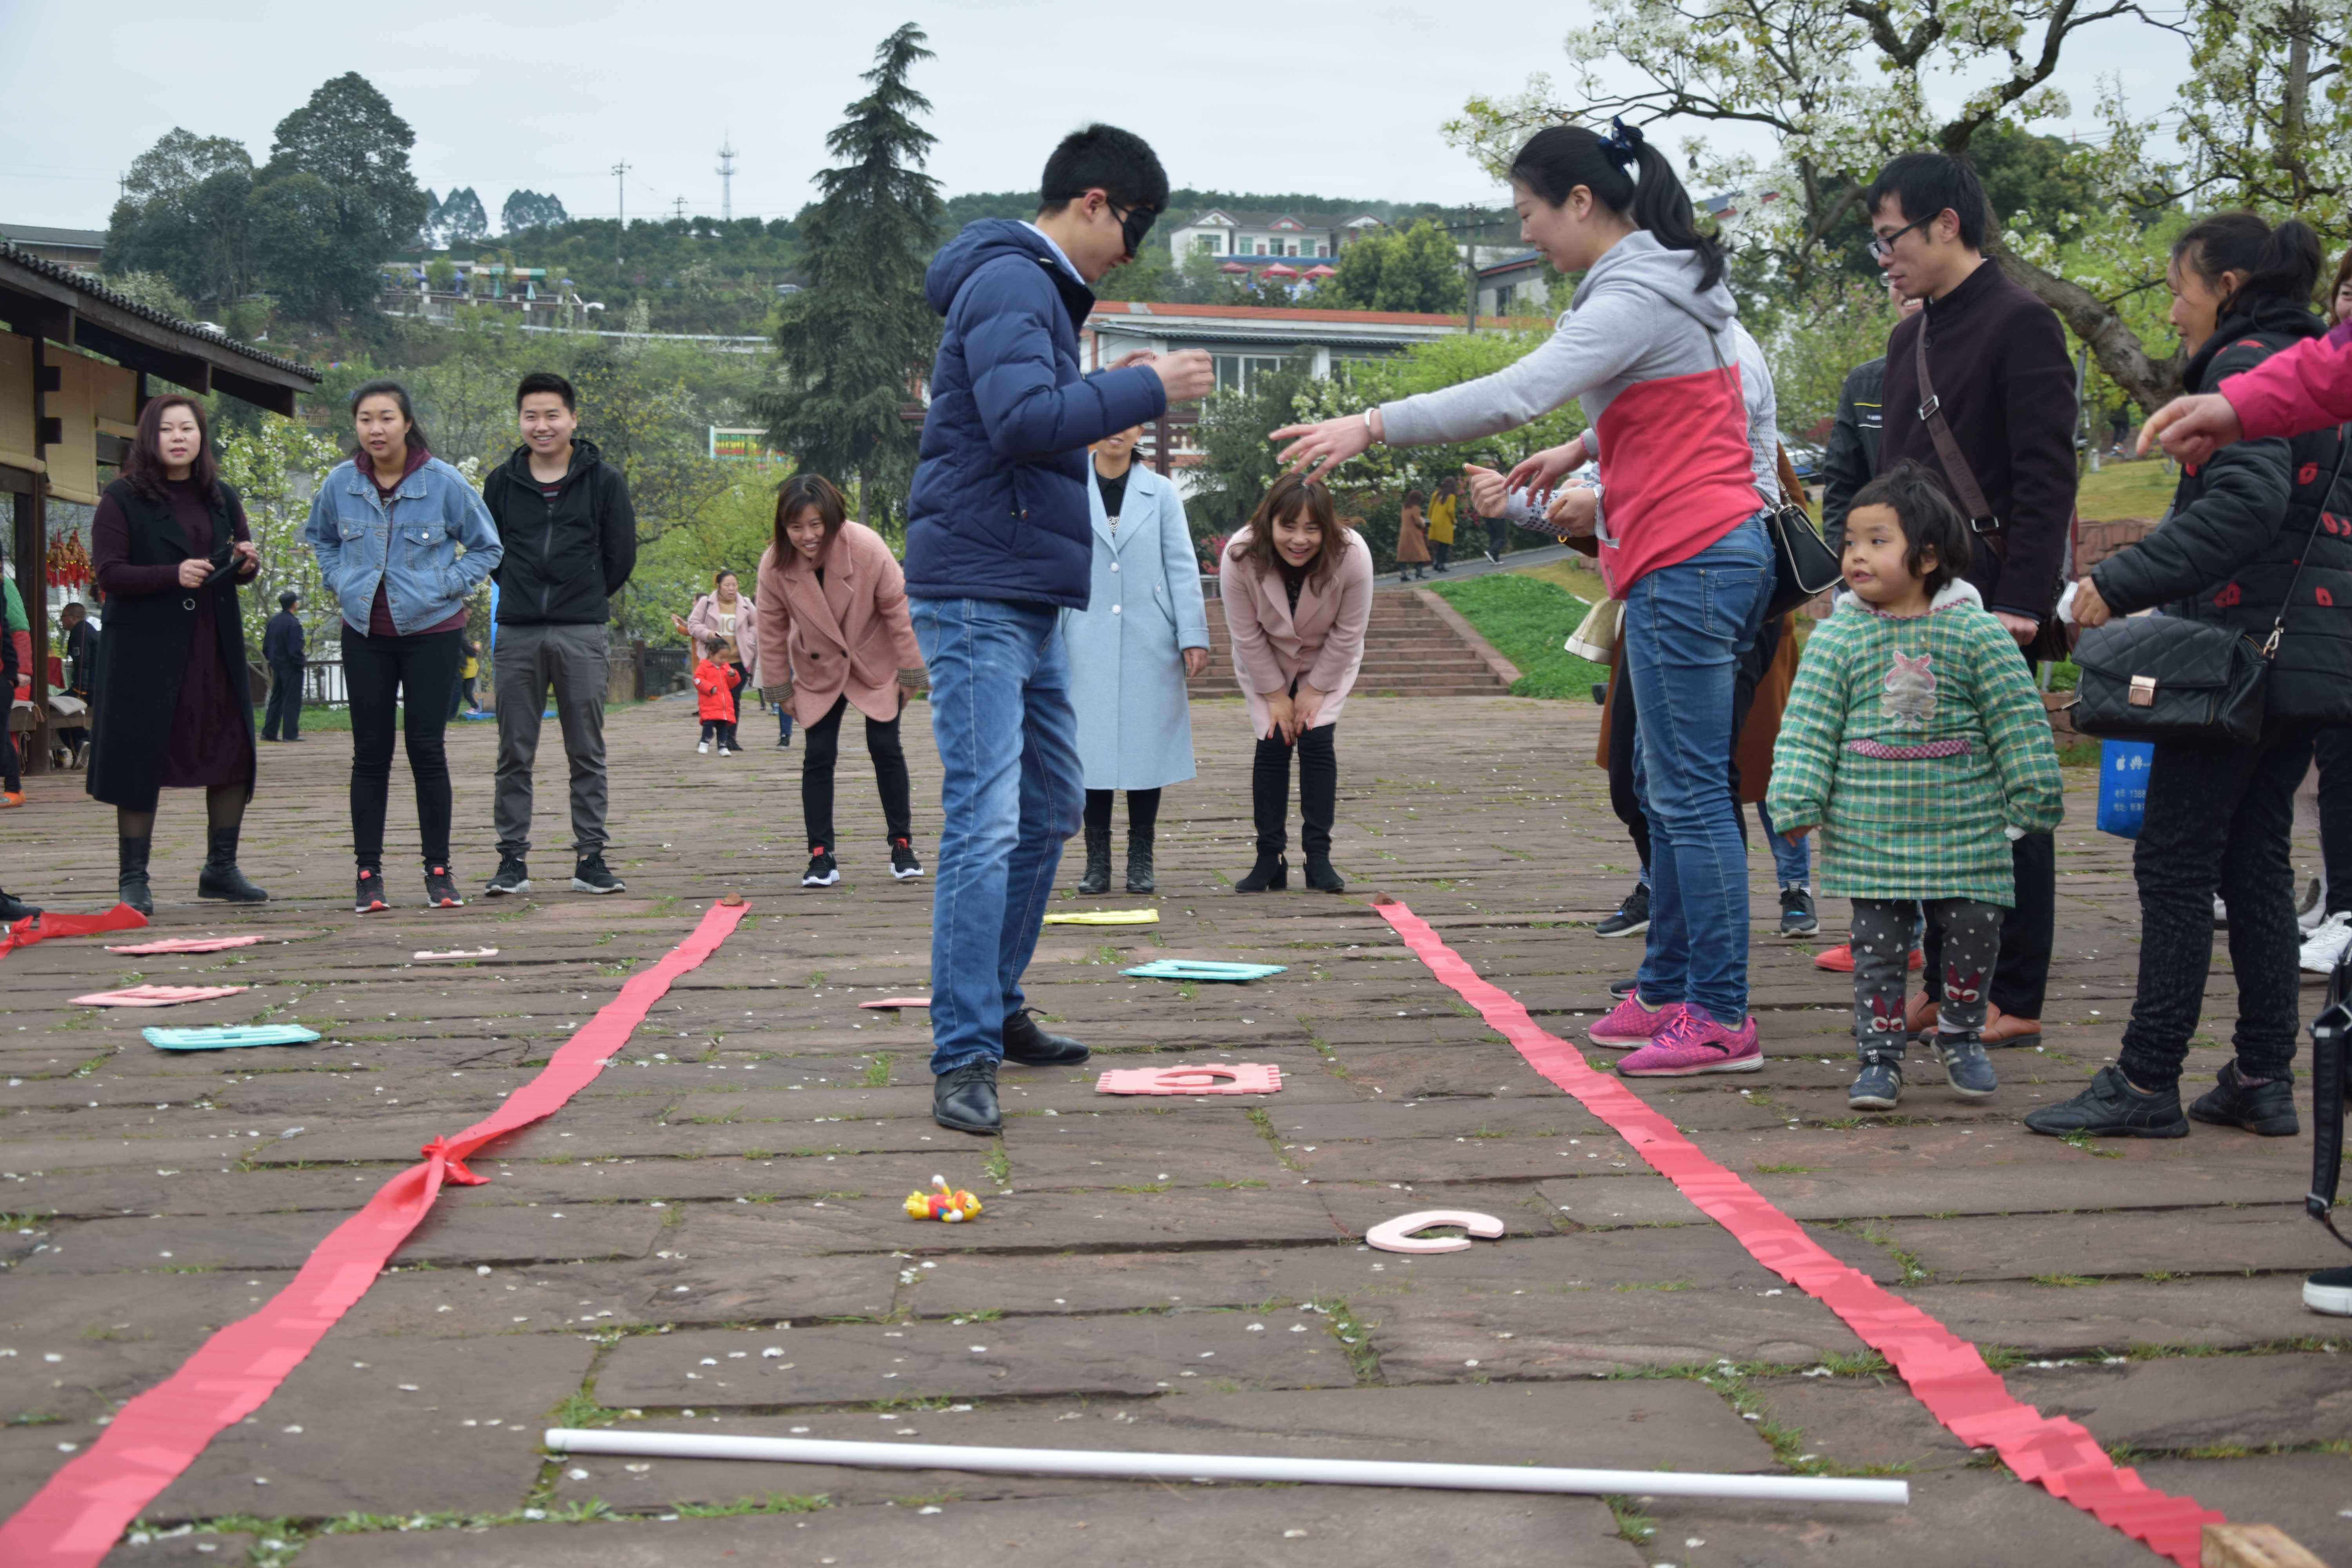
[758,22,944,525]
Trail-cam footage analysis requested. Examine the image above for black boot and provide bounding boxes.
[196,826,270,903]
[2188,1060,2300,1137]
[1303,851,1346,893]
[1077,824,1112,895]
[1125,824,1156,894]
[1235,852,1287,892]
[1299,728,1342,892]
[117,835,153,916]
[0,885,38,922]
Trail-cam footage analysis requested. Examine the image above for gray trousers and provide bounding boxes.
[492,622,610,859]
[1851,896,2001,1056]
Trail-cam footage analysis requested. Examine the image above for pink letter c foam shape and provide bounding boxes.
[1364,1209,1506,1255]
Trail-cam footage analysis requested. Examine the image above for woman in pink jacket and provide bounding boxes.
[1221,474,1373,893]
[2145,313,2352,461]
[755,475,928,889]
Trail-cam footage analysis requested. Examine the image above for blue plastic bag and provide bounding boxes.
[2095,739,2154,838]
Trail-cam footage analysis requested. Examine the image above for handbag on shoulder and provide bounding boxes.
[2071,423,2351,745]
[1764,443,1841,618]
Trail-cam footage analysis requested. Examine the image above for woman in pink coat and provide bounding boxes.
[755,474,928,889]
[1221,473,1373,894]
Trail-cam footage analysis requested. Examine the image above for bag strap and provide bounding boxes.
[1913,325,1996,526]
[1773,442,1808,511]
[2310,947,2352,1250]
[2263,422,2352,656]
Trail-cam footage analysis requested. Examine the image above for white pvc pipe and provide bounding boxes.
[545,1428,1908,1507]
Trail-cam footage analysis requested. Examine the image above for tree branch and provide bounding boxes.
[1994,249,2181,411]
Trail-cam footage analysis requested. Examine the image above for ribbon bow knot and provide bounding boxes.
[420,1136,489,1186]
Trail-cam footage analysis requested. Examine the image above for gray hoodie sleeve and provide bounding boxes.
[1376,287,1653,446]
[1732,322,1779,498]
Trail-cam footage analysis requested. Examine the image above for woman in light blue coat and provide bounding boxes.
[1061,426,1209,894]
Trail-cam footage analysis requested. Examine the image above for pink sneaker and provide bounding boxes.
[1586,993,1685,1049]
[1619,1009,1762,1076]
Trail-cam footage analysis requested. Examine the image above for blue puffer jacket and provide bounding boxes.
[904,220,1167,609]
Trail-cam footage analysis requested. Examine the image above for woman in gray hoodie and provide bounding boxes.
[1274,122,1774,1076]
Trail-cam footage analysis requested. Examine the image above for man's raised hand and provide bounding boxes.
[1145,350,1215,405]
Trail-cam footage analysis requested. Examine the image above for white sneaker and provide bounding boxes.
[718,746,732,757]
[698,740,710,755]
[2213,895,2229,927]
[2300,911,2352,975]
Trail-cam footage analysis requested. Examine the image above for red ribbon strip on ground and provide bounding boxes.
[0,903,149,959]
[0,899,751,1566]
[1374,897,2221,1566]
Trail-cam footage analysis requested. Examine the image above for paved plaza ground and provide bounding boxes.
[2,688,2347,1566]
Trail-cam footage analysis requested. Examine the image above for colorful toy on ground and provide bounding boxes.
[108,935,268,955]
[904,1174,983,1223]
[70,984,249,1007]
[1041,908,1158,926]
[1364,1209,1507,1256]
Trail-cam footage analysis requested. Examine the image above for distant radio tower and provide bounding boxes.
[673,196,688,221]
[611,160,631,262]
[717,138,737,223]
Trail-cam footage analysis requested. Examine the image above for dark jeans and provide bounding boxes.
[1252,723,1336,857]
[341,626,462,869]
[263,660,303,740]
[802,695,911,852]
[2114,722,2314,1093]
[1431,541,1452,571]
[1486,517,1508,558]
[1084,786,1161,838]
[2316,727,2352,915]
[700,718,739,749]
[1922,639,2054,1018]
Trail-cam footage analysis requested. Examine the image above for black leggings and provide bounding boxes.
[2317,727,2352,915]
[1251,724,1336,856]
[342,625,463,869]
[802,695,911,852]
[1084,787,1161,837]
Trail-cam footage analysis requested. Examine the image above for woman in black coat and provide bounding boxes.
[85,394,268,913]
[2029,213,2347,1145]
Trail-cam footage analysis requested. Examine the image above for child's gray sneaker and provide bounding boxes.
[1849,1052,1903,1111]
[1935,1033,1998,1099]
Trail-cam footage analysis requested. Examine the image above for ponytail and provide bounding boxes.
[1508,120,1725,292]
[2173,211,2323,318]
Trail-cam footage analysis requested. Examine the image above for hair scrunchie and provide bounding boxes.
[1600,116,1645,169]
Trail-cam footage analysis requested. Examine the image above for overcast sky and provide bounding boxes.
[2,1,2192,231]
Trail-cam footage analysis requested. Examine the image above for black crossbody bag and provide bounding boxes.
[2071,424,2350,745]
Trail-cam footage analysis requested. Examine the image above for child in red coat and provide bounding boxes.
[693,639,742,755]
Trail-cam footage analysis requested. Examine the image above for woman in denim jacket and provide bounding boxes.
[303,381,502,913]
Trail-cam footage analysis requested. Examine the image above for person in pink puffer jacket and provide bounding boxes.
[2143,315,2352,461]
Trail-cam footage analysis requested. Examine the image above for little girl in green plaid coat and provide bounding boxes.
[1767,464,2064,1112]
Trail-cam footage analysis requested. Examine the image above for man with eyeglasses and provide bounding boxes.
[1867,151,2078,1051]
[904,123,1215,1136]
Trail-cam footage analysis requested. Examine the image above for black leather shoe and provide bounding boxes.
[0,887,39,922]
[933,1059,1002,1134]
[2022,1065,2189,1139]
[1002,1007,1090,1067]
[2188,1060,2300,1137]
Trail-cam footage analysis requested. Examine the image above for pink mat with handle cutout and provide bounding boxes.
[1095,1063,1282,1095]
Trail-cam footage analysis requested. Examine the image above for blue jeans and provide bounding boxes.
[911,597,1085,1074]
[1626,515,1771,1025]
[1754,802,1809,888]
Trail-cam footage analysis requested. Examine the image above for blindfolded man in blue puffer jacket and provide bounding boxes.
[905,123,1214,1137]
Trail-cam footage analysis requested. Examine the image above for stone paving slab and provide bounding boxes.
[0,695,2336,1561]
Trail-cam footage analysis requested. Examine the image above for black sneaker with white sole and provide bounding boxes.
[803,849,840,887]
[484,856,530,898]
[1609,976,1639,1000]
[1778,884,1819,937]
[571,853,626,895]
[354,867,390,915]
[424,864,465,908]
[890,838,924,880]
[1595,882,1650,939]
[2306,1265,2352,1316]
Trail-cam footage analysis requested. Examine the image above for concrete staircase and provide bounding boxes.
[1184,586,1518,701]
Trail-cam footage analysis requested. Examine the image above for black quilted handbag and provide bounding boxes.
[2072,423,2350,746]
[2071,615,2270,744]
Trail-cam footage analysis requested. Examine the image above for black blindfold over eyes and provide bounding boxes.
[1120,205,1158,256]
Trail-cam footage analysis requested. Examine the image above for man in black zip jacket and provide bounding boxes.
[480,371,637,897]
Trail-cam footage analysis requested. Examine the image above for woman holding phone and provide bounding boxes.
[85,395,267,913]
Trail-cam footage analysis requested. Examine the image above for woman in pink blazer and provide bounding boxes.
[1220,474,1373,893]
[755,474,928,889]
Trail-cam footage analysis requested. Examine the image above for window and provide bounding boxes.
[1194,234,1222,256]
[1213,354,1289,394]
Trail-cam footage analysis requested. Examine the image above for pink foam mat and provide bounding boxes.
[69,985,250,1008]
[1094,1063,1282,1095]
